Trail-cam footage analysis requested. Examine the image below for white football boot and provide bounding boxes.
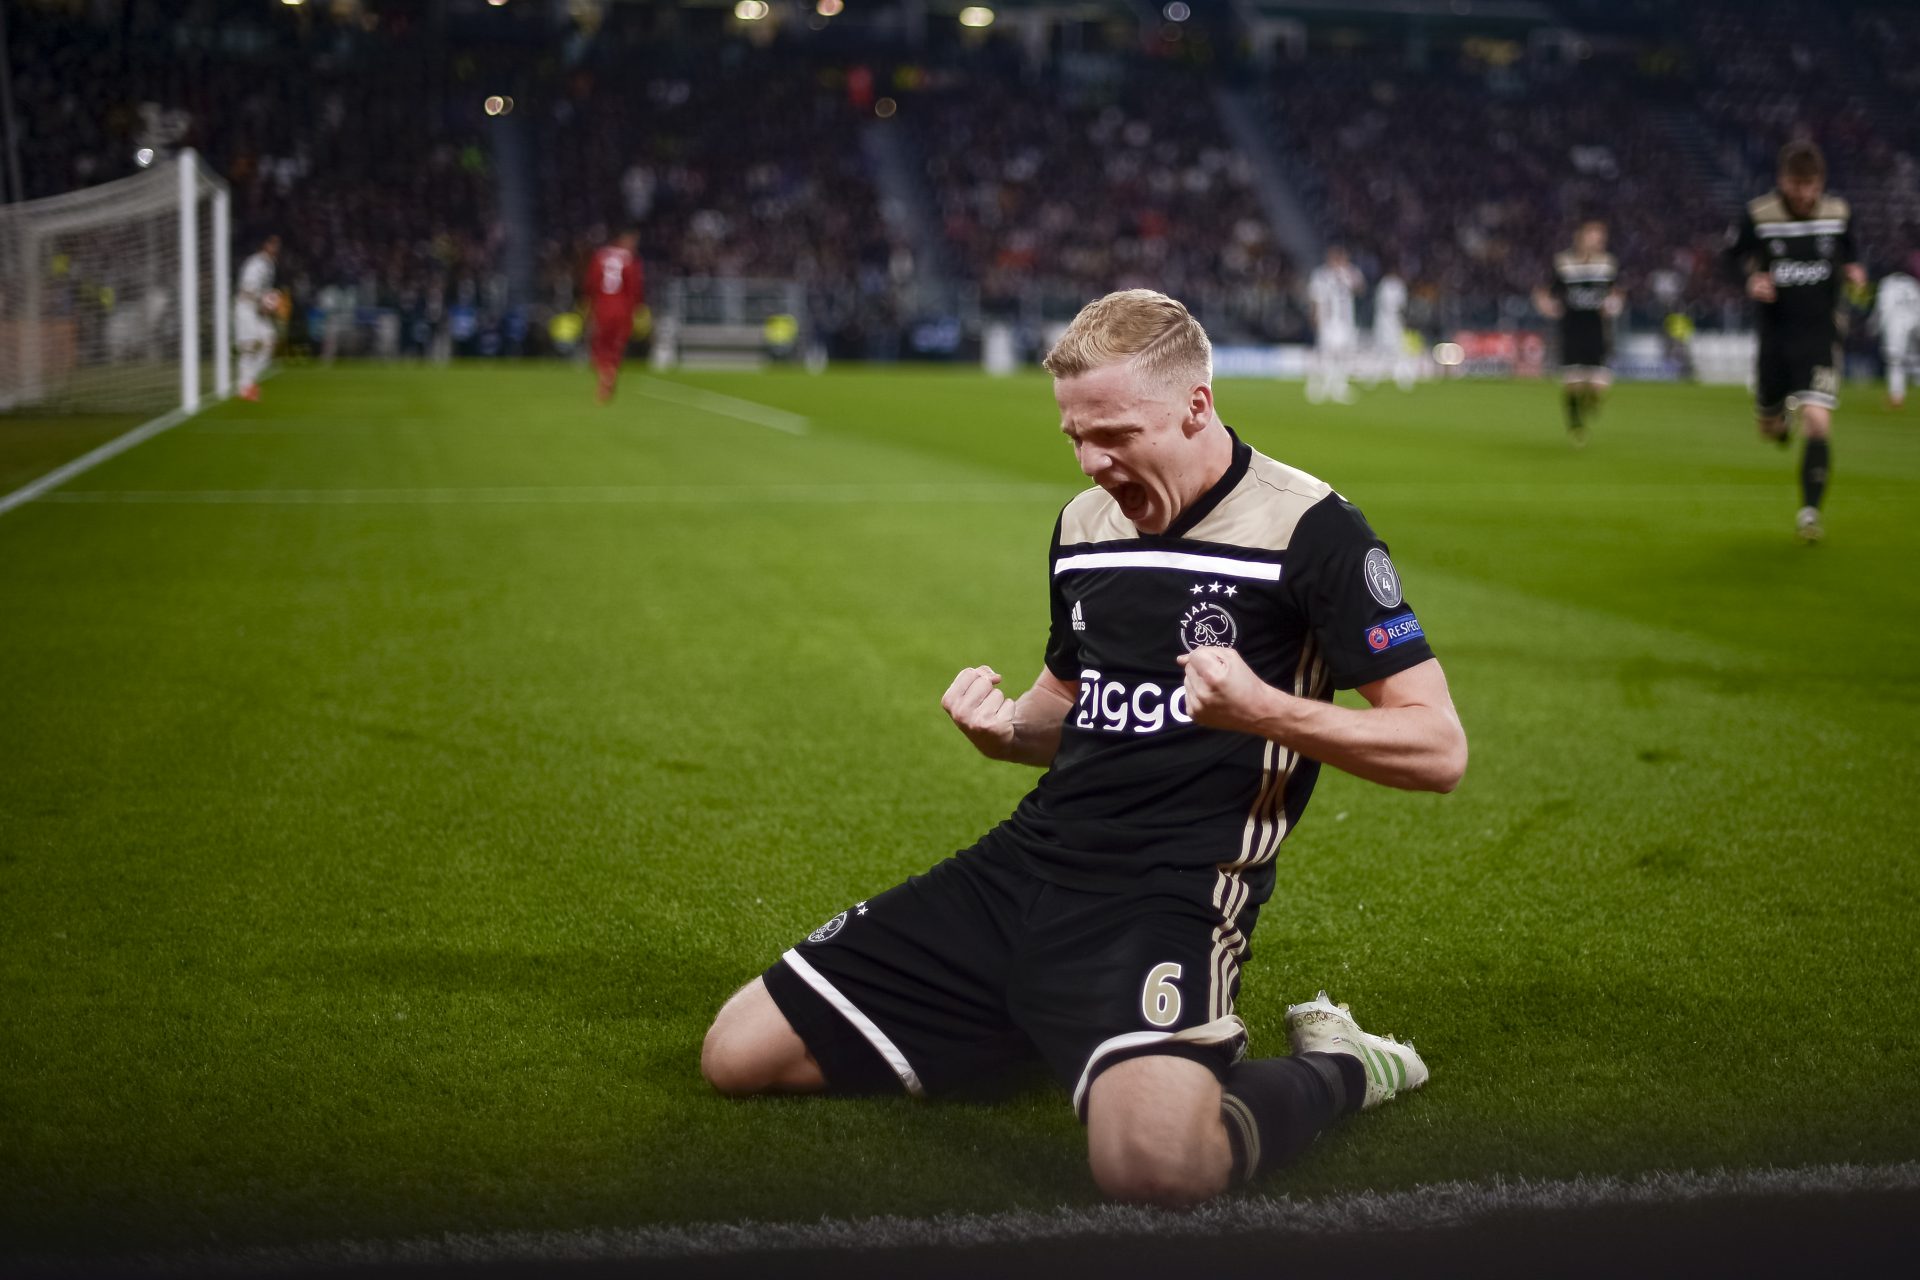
[1796,506,1824,543]
[1284,991,1428,1110]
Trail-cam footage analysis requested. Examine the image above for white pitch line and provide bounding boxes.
[0,404,196,518]
[37,480,1891,508]
[36,482,1072,506]
[633,375,810,435]
[44,1160,1920,1276]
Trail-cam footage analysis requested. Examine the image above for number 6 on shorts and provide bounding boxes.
[1141,961,1183,1027]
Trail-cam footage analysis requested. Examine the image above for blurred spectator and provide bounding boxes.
[921,59,1297,339]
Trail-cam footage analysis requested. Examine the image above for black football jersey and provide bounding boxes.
[992,430,1437,911]
[1550,251,1616,352]
[1725,191,1858,340]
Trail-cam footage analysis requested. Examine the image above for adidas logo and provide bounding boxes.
[1071,600,1086,632]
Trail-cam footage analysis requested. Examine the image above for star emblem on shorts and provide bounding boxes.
[1207,581,1223,594]
[1224,585,1238,597]
[1190,584,1204,595]
[855,902,869,916]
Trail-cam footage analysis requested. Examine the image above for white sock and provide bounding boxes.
[239,345,269,390]
[1891,360,1907,402]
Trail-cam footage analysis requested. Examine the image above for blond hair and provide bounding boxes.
[1042,289,1212,393]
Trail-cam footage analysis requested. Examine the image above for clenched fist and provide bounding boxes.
[942,665,1016,756]
[1746,272,1776,303]
[1176,646,1274,734]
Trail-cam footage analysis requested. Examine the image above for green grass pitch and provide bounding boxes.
[2,364,1917,1259]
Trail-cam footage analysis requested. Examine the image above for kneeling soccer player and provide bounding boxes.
[700,290,1469,1207]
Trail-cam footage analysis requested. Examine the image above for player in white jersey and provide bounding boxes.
[234,235,281,402]
[1870,270,1920,408]
[1370,270,1416,392]
[1307,246,1362,405]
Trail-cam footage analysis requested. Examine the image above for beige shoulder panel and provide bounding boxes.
[1819,194,1852,220]
[1057,485,1134,546]
[1748,192,1786,222]
[1183,448,1334,552]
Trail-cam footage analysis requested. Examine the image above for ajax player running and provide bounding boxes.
[1532,220,1621,446]
[585,229,645,404]
[1723,140,1867,542]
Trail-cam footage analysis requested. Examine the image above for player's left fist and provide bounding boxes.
[1176,646,1269,734]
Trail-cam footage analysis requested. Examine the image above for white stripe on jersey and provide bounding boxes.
[1053,550,1282,581]
[1753,219,1847,237]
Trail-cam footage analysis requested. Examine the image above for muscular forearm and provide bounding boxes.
[985,685,1071,768]
[1242,686,1466,793]
[945,665,1073,769]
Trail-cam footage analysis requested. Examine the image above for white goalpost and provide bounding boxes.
[0,148,230,416]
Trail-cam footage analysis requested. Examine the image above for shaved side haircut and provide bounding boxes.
[1043,289,1213,395]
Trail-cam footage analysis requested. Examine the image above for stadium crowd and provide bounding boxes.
[528,43,906,358]
[10,0,1917,359]
[8,1,501,352]
[1258,49,1739,331]
[918,60,1298,339]
[1684,0,1920,271]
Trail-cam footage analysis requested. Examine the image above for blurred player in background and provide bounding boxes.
[1370,267,1416,392]
[1307,245,1362,405]
[585,228,645,404]
[233,233,280,402]
[1870,263,1919,408]
[1724,140,1867,542]
[1532,221,1621,446]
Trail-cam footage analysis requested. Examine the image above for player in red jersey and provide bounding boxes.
[585,229,645,403]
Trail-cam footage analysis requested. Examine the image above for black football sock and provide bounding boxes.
[1801,438,1830,509]
[1219,1052,1365,1184]
[1565,390,1584,432]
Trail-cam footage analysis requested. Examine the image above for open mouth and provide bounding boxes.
[1111,482,1149,521]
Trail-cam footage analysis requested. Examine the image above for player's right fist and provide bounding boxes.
[942,665,1015,758]
[1746,273,1777,303]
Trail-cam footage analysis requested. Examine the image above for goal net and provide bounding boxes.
[0,150,230,415]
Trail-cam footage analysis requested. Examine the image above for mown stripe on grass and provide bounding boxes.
[633,376,811,435]
[38,483,1078,506]
[47,1162,1920,1275]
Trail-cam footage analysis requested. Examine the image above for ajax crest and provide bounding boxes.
[808,911,848,943]
[1180,602,1238,650]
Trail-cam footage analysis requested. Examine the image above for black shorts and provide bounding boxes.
[1560,313,1610,374]
[761,833,1253,1119]
[1756,329,1841,414]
